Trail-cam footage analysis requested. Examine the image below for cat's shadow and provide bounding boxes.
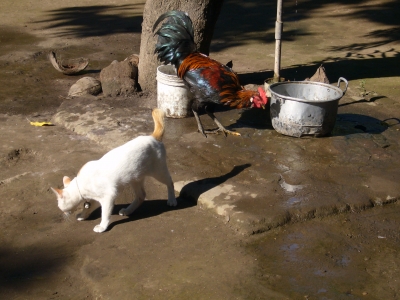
[93,163,251,231]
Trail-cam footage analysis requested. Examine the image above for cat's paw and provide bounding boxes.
[93,225,107,233]
[76,213,87,221]
[167,198,177,207]
[119,208,128,216]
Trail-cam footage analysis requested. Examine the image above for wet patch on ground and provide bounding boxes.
[248,204,400,299]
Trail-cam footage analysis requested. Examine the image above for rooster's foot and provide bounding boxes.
[193,109,241,137]
[204,128,241,137]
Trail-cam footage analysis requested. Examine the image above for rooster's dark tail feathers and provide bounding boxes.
[153,10,196,67]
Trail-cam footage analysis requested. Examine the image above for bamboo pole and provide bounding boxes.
[273,0,283,82]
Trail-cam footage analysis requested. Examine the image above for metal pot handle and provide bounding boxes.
[337,77,348,95]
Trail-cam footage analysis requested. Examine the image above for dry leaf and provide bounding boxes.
[29,121,54,127]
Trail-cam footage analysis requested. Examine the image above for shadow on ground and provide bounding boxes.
[35,4,144,37]
[0,243,71,290]
[178,164,251,203]
[93,164,251,232]
[238,50,400,85]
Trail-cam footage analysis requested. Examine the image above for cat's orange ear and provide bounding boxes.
[51,187,63,198]
[63,176,71,188]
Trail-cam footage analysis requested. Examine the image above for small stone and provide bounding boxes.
[68,77,101,97]
[225,214,230,223]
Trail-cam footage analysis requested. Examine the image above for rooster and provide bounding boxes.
[153,10,268,137]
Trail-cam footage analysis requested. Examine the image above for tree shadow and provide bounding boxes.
[106,164,251,230]
[283,50,400,82]
[213,0,399,88]
[0,244,72,291]
[32,0,399,50]
[211,0,312,51]
[212,0,399,52]
[237,49,400,85]
[34,4,144,37]
[30,0,399,89]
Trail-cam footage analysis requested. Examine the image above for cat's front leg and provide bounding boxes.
[93,199,114,233]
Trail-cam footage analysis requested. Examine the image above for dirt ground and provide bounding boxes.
[1,0,399,299]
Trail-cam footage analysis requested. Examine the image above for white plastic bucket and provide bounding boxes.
[156,65,193,118]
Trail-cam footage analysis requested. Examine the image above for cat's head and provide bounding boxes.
[51,176,82,214]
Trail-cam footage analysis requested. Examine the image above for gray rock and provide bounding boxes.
[68,77,102,97]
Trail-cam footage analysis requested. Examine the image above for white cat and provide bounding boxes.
[51,108,177,233]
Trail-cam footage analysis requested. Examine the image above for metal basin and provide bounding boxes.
[268,78,348,137]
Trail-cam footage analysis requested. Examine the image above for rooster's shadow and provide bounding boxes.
[232,107,272,131]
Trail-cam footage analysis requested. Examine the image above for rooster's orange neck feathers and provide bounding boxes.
[177,53,257,109]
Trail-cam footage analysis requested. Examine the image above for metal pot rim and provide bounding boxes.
[268,78,348,103]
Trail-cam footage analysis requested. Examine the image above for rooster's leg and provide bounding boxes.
[205,111,241,137]
[192,109,208,137]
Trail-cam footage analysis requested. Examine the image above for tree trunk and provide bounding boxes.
[138,0,224,92]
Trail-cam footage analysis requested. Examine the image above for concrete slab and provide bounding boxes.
[53,91,400,235]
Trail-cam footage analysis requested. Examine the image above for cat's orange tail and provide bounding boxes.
[151,108,165,141]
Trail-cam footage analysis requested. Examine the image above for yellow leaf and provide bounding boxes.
[30,121,54,127]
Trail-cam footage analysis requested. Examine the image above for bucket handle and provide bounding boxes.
[337,77,348,95]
